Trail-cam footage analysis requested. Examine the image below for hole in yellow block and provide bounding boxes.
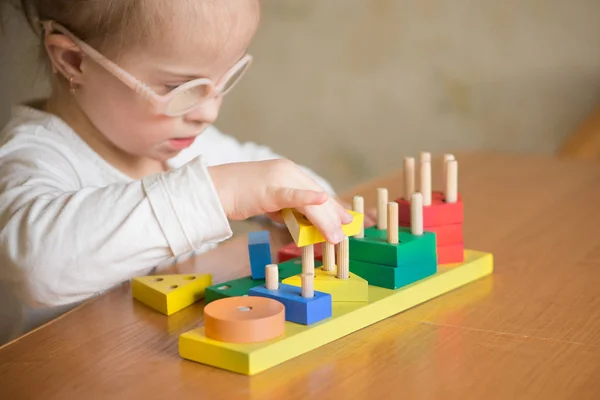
[131,273,212,316]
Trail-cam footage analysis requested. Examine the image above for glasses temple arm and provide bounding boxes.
[41,21,157,101]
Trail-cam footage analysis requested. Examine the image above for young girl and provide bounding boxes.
[0,0,359,344]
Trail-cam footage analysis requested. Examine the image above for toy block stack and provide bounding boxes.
[396,152,464,264]
[249,263,333,325]
[348,190,438,289]
[204,230,314,304]
[131,150,493,375]
[279,208,368,302]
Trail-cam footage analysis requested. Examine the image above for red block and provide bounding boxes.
[277,242,323,263]
[399,222,463,246]
[437,243,465,265]
[397,191,463,228]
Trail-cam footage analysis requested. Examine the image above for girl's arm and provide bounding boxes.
[168,125,337,196]
[173,125,379,226]
[0,146,232,307]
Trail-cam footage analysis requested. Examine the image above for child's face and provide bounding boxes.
[76,0,260,163]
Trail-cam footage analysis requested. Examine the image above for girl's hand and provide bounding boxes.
[337,199,377,228]
[208,159,353,244]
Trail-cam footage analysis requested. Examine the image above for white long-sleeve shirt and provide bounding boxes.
[0,105,335,345]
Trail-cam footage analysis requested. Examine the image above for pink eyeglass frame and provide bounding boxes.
[40,20,253,116]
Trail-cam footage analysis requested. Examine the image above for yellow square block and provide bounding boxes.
[282,208,364,247]
[281,267,368,302]
[179,250,494,375]
[131,273,212,315]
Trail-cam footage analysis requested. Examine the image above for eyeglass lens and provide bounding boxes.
[219,61,251,94]
[166,59,250,115]
[166,84,212,115]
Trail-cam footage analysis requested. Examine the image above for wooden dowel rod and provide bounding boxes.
[352,195,364,238]
[265,264,279,290]
[377,188,388,230]
[411,192,424,235]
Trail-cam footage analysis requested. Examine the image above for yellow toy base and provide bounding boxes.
[281,266,369,302]
[178,250,493,375]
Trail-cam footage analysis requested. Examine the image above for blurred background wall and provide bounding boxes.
[2,0,600,192]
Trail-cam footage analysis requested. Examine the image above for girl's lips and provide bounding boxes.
[169,137,196,149]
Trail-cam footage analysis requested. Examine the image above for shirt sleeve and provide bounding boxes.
[0,144,232,307]
[170,125,338,196]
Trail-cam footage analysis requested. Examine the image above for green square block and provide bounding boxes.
[362,226,436,240]
[350,256,437,289]
[349,227,437,267]
[361,226,387,240]
[204,258,321,304]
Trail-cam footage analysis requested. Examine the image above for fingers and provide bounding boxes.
[299,201,346,244]
[266,198,351,245]
[268,187,328,212]
[337,203,354,224]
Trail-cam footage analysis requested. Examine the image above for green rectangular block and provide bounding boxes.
[361,226,387,240]
[349,257,437,289]
[349,227,437,268]
[205,276,264,304]
[204,258,320,304]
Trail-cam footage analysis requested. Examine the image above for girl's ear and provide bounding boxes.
[44,33,85,85]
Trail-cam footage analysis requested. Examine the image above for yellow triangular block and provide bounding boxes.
[131,273,212,315]
[282,208,364,247]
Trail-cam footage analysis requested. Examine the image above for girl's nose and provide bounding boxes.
[183,95,222,124]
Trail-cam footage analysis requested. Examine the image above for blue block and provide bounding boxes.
[248,283,332,325]
[248,230,272,279]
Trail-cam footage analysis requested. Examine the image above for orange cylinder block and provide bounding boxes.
[204,296,285,343]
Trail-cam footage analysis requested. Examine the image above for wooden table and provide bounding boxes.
[1,152,600,399]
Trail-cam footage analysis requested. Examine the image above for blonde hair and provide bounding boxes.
[3,0,170,59]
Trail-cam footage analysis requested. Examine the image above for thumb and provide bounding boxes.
[269,187,328,211]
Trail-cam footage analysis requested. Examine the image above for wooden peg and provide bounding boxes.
[352,195,365,238]
[445,159,458,203]
[442,154,455,192]
[300,273,314,298]
[377,188,388,230]
[302,245,314,275]
[411,192,424,235]
[420,151,431,163]
[265,264,279,290]
[420,161,432,206]
[322,242,335,272]
[387,202,399,244]
[403,157,415,200]
[336,236,349,280]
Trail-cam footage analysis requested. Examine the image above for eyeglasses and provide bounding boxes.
[41,20,252,116]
